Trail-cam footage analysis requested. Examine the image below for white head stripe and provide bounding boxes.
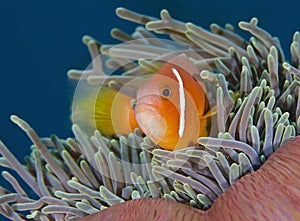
[171,68,185,137]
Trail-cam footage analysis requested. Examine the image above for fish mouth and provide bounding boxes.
[134,103,160,115]
[134,94,164,114]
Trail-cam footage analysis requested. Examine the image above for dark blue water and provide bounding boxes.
[0,0,299,220]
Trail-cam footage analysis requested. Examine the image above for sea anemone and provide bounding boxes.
[0,7,300,221]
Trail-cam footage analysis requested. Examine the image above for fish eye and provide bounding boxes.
[162,88,171,97]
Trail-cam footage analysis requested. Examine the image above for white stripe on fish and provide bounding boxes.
[171,68,185,137]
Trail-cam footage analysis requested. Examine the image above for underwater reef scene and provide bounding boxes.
[1,7,300,220]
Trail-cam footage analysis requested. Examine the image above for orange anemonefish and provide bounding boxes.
[73,53,215,150]
[134,54,215,150]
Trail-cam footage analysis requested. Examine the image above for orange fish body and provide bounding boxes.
[73,54,212,150]
[134,54,211,150]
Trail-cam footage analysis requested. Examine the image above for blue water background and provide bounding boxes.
[0,0,299,220]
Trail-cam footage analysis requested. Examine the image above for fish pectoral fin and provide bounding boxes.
[198,115,209,137]
[198,105,217,137]
[203,105,218,118]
